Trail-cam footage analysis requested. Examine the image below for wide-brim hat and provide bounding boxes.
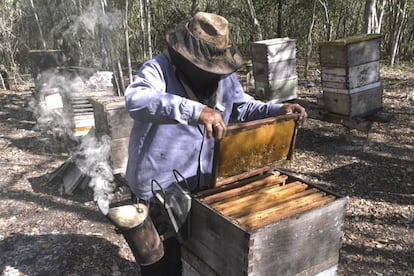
[166,12,244,75]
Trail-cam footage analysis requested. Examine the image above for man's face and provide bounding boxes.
[174,52,223,98]
[187,63,222,86]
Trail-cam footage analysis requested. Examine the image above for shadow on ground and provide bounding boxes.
[0,233,139,275]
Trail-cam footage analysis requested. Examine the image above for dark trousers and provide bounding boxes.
[140,201,182,276]
[140,237,182,276]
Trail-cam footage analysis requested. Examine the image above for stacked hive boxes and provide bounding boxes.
[251,38,298,102]
[319,34,383,117]
[90,96,133,174]
[183,116,346,276]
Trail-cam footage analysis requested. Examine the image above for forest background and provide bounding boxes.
[0,0,413,85]
[1,1,413,275]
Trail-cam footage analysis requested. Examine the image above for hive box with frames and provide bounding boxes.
[183,114,347,276]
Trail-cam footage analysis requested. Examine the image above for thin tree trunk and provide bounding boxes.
[146,0,153,58]
[376,0,386,33]
[117,60,125,95]
[277,0,283,37]
[29,0,46,49]
[139,0,147,60]
[124,0,132,83]
[246,0,263,41]
[100,0,107,13]
[305,0,317,81]
[318,0,332,41]
[363,0,378,34]
[0,74,6,90]
[191,0,200,15]
[112,64,121,96]
[390,0,408,66]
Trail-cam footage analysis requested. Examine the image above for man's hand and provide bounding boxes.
[198,106,226,140]
[280,103,308,125]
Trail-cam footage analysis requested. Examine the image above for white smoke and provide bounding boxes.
[61,1,122,69]
[28,71,77,144]
[68,1,121,37]
[74,130,116,215]
[28,0,122,215]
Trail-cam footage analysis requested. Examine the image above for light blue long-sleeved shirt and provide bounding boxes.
[124,54,283,200]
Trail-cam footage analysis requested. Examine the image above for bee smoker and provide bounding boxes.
[106,203,164,266]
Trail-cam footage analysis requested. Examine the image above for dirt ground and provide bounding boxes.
[0,65,413,275]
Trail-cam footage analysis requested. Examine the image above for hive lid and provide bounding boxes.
[318,34,382,47]
[212,114,299,187]
[252,37,297,45]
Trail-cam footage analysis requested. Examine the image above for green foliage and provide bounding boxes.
[2,0,414,73]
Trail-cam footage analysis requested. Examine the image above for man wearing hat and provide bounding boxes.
[124,12,307,275]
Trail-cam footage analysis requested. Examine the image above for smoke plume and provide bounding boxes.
[73,130,115,215]
[29,0,123,215]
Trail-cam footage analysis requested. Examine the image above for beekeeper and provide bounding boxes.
[124,11,307,275]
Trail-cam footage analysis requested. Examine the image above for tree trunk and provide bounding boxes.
[363,0,378,34]
[305,0,317,81]
[117,60,125,95]
[124,0,133,84]
[100,0,107,13]
[191,0,200,15]
[145,0,153,58]
[139,0,147,60]
[277,0,283,37]
[390,0,408,66]
[376,0,386,33]
[29,0,46,49]
[0,73,6,90]
[246,0,263,41]
[318,0,332,41]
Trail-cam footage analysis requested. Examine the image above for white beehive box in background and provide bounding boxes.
[251,38,298,102]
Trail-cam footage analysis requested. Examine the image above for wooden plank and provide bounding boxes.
[347,38,381,67]
[323,80,381,95]
[110,137,129,174]
[236,193,326,227]
[348,61,380,88]
[323,84,383,117]
[321,61,380,89]
[319,35,381,67]
[211,180,300,209]
[181,246,218,276]
[318,34,382,46]
[255,76,298,102]
[90,98,109,135]
[253,59,296,82]
[202,173,287,205]
[212,181,308,216]
[187,188,346,276]
[321,67,347,83]
[106,108,133,138]
[187,199,250,276]
[246,198,346,275]
[221,187,318,218]
[252,38,297,63]
[215,166,272,187]
[319,46,347,67]
[90,96,133,139]
[245,195,336,229]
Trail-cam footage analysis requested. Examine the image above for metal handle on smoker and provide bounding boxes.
[172,169,190,191]
[151,179,167,209]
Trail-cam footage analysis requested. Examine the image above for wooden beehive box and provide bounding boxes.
[90,96,133,174]
[184,115,346,276]
[252,38,297,102]
[319,34,383,117]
